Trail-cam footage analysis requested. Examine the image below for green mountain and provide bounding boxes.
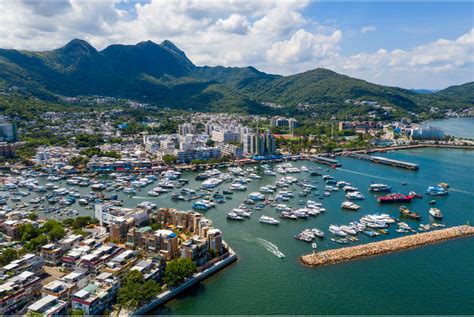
[434,82,474,104]
[0,39,472,115]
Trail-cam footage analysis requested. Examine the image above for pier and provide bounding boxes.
[309,155,341,167]
[346,153,419,170]
[300,225,474,267]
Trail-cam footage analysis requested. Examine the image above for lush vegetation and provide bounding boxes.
[18,220,65,253]
[1,39,471,117]
[0,248,18,266]
[163,258,197,288]
[117,270,162,310]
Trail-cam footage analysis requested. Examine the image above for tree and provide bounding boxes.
[163,258,196,288]
[0,248,18,266]
[117,270,161,310]
[205,139,215,147]
[162,154,178,165]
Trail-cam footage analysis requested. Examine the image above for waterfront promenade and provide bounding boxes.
[301,225,474,267]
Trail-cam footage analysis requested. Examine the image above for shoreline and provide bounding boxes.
[300,225,474,268]
[129,247,237,316]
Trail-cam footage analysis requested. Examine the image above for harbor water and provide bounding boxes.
[156,148,474,315]
[422,117,474,139]
[16,147,474,314]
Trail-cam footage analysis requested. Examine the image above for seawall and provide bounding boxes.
[300,225,474,267]
[131,248,237,315]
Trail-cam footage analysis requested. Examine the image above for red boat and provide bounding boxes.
[377,193,414,203]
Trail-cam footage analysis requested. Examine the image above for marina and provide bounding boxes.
[0,147,472,315]
[301,225,474,267]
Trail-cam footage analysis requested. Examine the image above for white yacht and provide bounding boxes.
[259,215,280,225]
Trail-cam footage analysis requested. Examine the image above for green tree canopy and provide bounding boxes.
[117,270,161,310]
[163,258,196,288]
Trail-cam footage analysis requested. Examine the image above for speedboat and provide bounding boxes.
[429,208,443,219]
[311,228,325,238]
[426,186,448,196]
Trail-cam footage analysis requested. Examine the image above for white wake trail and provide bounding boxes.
[256,238,285,258]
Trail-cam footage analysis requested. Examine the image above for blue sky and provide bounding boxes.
[1,1,473,89]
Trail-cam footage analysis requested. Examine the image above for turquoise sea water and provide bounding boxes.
[423,117,474,139]
[27,147,474,314]
[149,148,474,315]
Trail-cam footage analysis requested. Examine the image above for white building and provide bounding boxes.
[176,146,221,163]
[211,130,241,143]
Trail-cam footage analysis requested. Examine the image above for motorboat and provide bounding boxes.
[341,201,360,210]
[259,215,280,225]
[369,184,392,192]
[429,208,443,219]
[345,191,365,200]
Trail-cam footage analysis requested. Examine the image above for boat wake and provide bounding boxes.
[449,188,474,196]
[336,168,399,182]
[132,196,161,200]
[256,238,285,259]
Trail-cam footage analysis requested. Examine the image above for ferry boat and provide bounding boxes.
[369,184,392,192]
[429,207,443,219]
[259,215,280,225]
[399,206,422,220]
[377,193,414,203]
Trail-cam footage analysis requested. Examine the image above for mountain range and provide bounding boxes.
[0,39,472,115]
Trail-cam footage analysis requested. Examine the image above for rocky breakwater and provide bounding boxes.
[301,225,474,267]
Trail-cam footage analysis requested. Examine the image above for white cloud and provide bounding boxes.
[0,0,472,88]
[266,29,342,64]
[360,25,376,34]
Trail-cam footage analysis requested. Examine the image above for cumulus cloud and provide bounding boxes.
[0,0,472,88]
[360,25,376,33]
[266,29,342,64]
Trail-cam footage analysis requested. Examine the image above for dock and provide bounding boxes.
[300,225,474,267]
[309,155,341,167]
[346,153,419,170]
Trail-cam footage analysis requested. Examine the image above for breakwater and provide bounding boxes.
[301,225,474,267]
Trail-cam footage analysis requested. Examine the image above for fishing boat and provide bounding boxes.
[399,206,422,220]
[429,208,443,219]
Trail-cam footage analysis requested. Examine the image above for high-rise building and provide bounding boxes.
[0,122,18,143]
[178,123,195,136]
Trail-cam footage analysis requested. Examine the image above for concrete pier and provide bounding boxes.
[346,153,419,170]
[301,225,474,267]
